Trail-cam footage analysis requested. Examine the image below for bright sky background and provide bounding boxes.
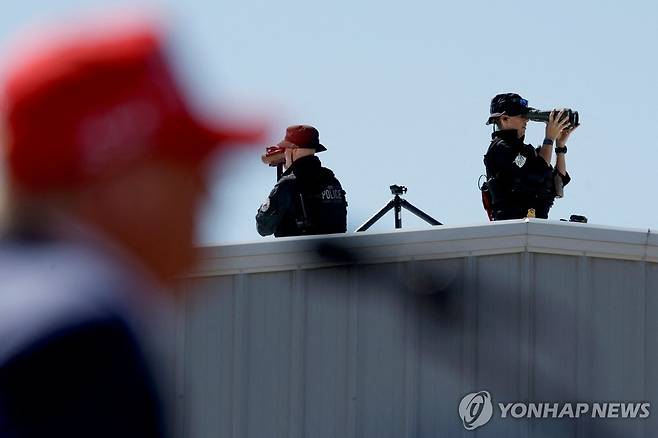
[2,0,657,245]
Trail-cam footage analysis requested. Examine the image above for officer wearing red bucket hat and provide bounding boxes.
[483,93,576,220]
[256,125,347,237]
[0,17,262,437]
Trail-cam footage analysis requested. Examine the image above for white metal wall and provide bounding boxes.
[172,220,658,438]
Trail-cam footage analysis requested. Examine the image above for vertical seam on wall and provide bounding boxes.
[231,273,246,438]
[519,251,532,437]
[202,279,210,436]
[287,269,306,438]
[403,260,419,437]
[575,255,588,438]
[174,279,188,438]
[461,254,477,438]
[347,264,360,438]
[641,260,647,438]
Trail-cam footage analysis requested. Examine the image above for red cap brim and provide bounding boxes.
[157,112,267,163]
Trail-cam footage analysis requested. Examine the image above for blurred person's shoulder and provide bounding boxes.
[0,233,166,435]
[0,227,158,365]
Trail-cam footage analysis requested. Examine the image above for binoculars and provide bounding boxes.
[527,109,580,127]
[261,146,286,166]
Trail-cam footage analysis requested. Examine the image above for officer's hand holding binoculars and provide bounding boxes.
[545,109,572,141]
[557,123,578,146]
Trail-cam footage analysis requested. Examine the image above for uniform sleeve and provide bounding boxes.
[0,317,165,438]
[556,170,571,186]
[256,177,295,237]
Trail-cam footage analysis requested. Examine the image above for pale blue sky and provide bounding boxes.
[2,1,657,244]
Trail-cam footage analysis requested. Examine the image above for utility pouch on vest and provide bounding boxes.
[295,193,312,232]
[479,175,494,221]
[554,173,564,198]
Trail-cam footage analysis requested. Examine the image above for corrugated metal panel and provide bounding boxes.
[173,220,658,437]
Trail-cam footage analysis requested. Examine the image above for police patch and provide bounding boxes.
[259,198,270,212]
[514,153,526,168]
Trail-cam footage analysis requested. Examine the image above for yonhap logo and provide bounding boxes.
[459,391,493,430]
[458,390,650,431]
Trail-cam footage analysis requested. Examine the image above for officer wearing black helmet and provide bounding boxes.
[256,125,347,237]
[483,93,577,220]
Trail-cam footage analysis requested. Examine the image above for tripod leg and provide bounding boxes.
[356,200,396,232]
[400,199,442,226]
[394,196,402,229]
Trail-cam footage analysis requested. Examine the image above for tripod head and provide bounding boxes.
[390,185,407,196]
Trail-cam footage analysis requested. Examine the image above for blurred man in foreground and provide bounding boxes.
[256,125,347,237]
[0,16,261,437]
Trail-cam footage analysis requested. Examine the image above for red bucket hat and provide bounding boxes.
[1,18,265,191]
[276,125,327,152]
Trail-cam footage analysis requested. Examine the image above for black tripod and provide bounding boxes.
[356,185,442,232]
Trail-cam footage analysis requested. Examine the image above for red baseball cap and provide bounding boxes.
[1,17,265,191]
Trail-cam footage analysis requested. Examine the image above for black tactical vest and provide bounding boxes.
[274,156,347,237]
[484,133,556,207]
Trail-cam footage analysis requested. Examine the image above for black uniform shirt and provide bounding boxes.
[484,130,570,219]
[256,155,347,237]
